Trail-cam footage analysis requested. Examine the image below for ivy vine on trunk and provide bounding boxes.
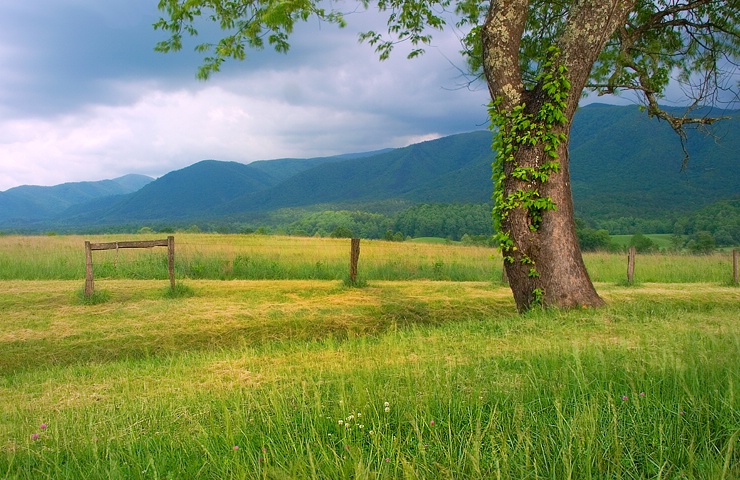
[491,46,572,309]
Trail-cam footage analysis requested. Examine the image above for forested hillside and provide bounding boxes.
[0,175,152,224]
[570,105,740,218]
[0,104,737,241]
[214,131,493,215]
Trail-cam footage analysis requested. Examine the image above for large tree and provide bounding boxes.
[155,0,740,311]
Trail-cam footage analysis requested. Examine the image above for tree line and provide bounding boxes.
[103,197,740,254]
[283,204,494,242]
[587,197,740,249]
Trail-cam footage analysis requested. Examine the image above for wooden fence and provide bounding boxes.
[81,237,736,296]
[627,246,637,285]
[85,236,175,297]
[349,238,361,283]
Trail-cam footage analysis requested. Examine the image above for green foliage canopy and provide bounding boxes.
[629,233,658,253]
[577,227,613,252]
[155,0,740,143]
[153,0,740,179]
[154,0,347,79]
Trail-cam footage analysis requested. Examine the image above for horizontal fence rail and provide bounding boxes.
[88,239,171,251]
[85,236,175,297]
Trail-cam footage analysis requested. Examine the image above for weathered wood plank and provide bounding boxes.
[349,238,360,283]
[84,241,94,297]
[84,237,176,297]
[167,236,175,290]
[88,239,169,251]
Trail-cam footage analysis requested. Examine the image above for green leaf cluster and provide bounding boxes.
[491,47,569,247]
[154,0,346,79]
[489,47,571,301]
[359,0,450,60]
[456,0,573,85]
[590,1,740,101]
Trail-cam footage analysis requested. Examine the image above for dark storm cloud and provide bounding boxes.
[0,0,203,116]
[0,0,490,190]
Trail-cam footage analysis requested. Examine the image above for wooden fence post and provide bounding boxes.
[349,238,361,283]
[83,237,175,296]
[84,241,94,297]
[627,246,636,285]
[733,249,739,286]
[168,236,176,290]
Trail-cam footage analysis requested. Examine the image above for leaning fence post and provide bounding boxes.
[627,246,636,285]
[349,238,361,283]
[733,249,739,286]
[168,236,176,290]
[84,241,94,297]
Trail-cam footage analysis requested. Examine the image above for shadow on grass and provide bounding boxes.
[1,286,516,375]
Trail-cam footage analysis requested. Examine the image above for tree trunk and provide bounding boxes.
[500,125,605,310]
[482,0,636,311]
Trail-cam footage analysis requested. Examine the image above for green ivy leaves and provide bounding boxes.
[154,0,346,80]
[490,46,570,305]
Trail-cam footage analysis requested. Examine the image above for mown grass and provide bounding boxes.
[0,233,737,284]
[1,279,738,478]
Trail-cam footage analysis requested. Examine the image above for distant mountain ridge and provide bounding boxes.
[0,174,153,225]
[1,104,738,232]
[213,131,494,216]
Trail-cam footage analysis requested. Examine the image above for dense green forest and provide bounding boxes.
[66,196,737,253]
[276,204,495,242]
[2,105,737,248]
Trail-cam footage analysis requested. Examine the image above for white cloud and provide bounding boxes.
[0,0,492,191]
[0,64,488,191]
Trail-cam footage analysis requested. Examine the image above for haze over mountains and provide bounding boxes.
[1,104,738,232]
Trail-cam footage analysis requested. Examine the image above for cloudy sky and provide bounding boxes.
[1,1,735,192]
[0,0,500,191]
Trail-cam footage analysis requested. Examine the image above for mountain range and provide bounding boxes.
[1,103,738,232]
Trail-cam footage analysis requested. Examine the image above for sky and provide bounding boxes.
[0,0,496,191]
[0,1,735,192]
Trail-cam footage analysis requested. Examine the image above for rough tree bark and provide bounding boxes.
[482,0,637,311]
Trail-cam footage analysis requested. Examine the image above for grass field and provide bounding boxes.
[1,235,739,478]
[0,233,737,284]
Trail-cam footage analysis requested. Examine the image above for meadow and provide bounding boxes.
[0,234,738,478]
[0,233,737,284]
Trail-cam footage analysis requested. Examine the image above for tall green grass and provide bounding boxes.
[584,251,735,283]
[1,280,738,478]
[0,233,736,283]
